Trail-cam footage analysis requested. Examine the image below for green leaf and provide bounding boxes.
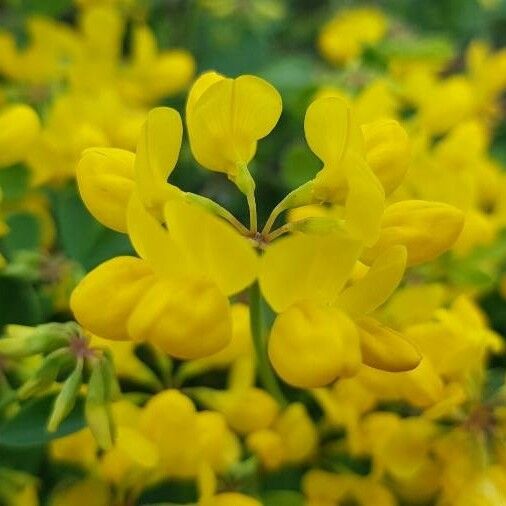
[7,0,72,16]
[0,276,42,328]
[0,394,85,447]
[3,213,41,253]
[261,491,305,506]
[52,184,133,270]
[0,165,30,202]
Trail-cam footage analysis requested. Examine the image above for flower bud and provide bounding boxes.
[362,119,410,195]
[363,200,464,266]
[76,148,135,233]
[85,359,115,449]
[268,302,361,388]
[47,359,83,432]
[0,323,73,358]
[274,403,317,463]
[18,348,74,399]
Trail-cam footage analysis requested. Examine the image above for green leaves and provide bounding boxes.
[0,276,42,328]
[0,394,86,447]
[261,490,305,506]
[52,184,133,271]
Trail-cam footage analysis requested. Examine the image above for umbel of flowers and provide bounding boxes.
[71,71,464,393]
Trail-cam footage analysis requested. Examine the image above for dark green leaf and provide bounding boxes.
[261,490,305,506]
[0,276,42,327]
[0,394,85,447]
[0,165,30,202]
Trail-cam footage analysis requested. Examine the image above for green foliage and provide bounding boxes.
[0,394,85,447]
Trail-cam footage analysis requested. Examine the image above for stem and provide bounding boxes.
[249,282,287,407]
[262,200,285,236]
[266,222,293,242]
[186,192,250,236]
[262,181,315,236]
[247,190,258,234]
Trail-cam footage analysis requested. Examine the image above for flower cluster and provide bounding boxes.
[0,2,505,506]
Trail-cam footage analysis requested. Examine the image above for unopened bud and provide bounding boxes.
[363,200,465,266]
[47,359,83,432]
[85,359,115,449]
[18,348,74,399]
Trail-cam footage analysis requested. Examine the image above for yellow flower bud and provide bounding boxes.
[196,411,240,473]
[76,148,135,233]
[246,429,285,470]
[268,301,361,388]
[140,390,200,478]
[362,119,410,195]
[221,388,280,435]
[274,403,317,463]
[363,200,464,266]
[0,104,40,168]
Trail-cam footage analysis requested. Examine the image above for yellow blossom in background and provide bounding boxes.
[318,8,388,66]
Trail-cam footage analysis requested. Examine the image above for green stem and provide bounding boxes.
[249,282,287,407]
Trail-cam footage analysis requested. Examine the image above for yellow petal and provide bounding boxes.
[186,71,225,118]
[187,75,282,175]
[0,104,40,167]
[358,317,421,372]
[336,245,407,317]
[127,278,232,359]
[164,199,257,296]
[362,119,410,195]
[76,148,135,233]
[343,153,385,246]
[260,232,362,313]
[135,107,183,208]
[116,426,159,468]
[268,302,361,388]
[304,96,352,167]
[127,193,186,278]
[70,256,155,341]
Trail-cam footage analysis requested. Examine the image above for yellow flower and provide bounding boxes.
[259,230,419,387]
[318,8,388,65]
[303,469,396,506]
[362,200,464,267]
[71,195,257,358]
[76,106,183,232]
[120,24,195,104]
[247,403,317,470]
[304,96,385,245]
[0,104,40,168]
[138,390,240,478]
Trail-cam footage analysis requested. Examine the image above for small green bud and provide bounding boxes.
[85,359,116,449]
[0,322,77,358]
[101,351,121,402]
[18,349,74,400]
[47,359,83,432]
